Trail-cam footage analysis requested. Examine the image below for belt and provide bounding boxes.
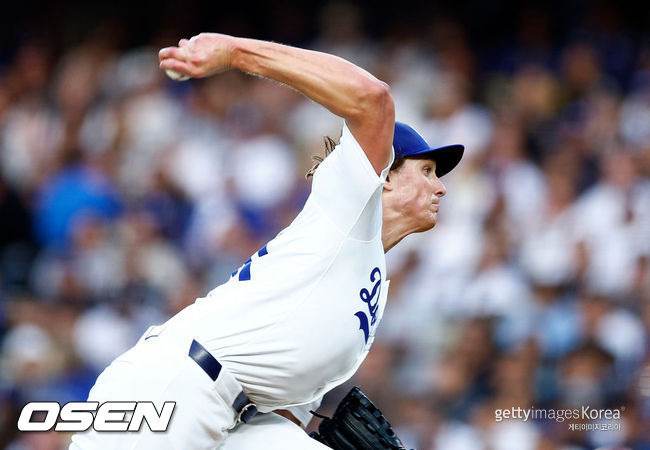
[188,339,258,424]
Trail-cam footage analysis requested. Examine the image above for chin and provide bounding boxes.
[416,217,437,233]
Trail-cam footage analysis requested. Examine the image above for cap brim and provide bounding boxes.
[408,144,464,177]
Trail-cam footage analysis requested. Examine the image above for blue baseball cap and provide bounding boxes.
[393,122,464,177]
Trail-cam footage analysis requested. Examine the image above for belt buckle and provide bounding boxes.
[236,402,258,424]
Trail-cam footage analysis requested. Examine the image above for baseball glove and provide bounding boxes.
[309,386,406,450]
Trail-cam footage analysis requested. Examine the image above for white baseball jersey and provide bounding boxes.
[159,123,393,410]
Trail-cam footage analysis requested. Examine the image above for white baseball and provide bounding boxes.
[165,69,190,81]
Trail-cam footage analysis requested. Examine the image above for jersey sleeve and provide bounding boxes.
[310,122,393,238]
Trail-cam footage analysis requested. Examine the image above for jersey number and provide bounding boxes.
[231,244,268,281]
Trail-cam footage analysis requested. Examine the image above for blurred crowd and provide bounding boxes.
[1,2,649,449]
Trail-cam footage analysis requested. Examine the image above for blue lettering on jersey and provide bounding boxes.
[355,267,381,344]
[355,312,369,343]
[232,244,269,281]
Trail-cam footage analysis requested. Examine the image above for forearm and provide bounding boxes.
[159,33,394,172]
[230,37,388,124]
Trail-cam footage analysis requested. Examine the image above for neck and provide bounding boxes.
[381,208,415,253]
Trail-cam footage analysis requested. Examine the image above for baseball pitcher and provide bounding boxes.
[70,32,463,449]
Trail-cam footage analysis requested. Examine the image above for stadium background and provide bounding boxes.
[1,0,649,448]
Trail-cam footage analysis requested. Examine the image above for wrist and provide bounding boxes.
[226,35,244,71]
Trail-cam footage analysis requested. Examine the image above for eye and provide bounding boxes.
[423,166,432,175]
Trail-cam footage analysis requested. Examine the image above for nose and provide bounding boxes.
[434,176,446,198]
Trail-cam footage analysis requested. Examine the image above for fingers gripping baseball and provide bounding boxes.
[159,33,235,80]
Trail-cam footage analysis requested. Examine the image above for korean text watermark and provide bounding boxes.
[494,406,623,430]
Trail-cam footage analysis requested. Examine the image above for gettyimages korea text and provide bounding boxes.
[494,405,624,431]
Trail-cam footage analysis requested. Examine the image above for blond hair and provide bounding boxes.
[305,136,338,179]
[306,137,405,179]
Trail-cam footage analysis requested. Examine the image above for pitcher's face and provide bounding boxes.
[386,158,447,232]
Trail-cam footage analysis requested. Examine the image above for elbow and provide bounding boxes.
[365,79,393,104]
[350,79,394,123]
[369,80,394,116]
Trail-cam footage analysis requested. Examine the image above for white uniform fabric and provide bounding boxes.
[222,413,329,449]
[284,396,323,428]
[71,123,393,448]
[70,333,246,449]
[159,122,392,409]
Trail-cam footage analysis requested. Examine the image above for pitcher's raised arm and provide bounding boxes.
[159,33,394,174]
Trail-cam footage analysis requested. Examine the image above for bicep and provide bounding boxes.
[345,82,395,175]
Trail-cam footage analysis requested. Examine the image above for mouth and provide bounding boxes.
[431,201,439,212]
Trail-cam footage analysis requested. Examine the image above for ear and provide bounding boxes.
[383,172,395,191]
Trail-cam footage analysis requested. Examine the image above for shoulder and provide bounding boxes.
[314,122,393,184]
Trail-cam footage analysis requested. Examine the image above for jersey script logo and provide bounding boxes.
[355,267,381,343]
[232,244,268,281]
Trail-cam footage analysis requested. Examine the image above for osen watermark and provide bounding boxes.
[17,401,176,432]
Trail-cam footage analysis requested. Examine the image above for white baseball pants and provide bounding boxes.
[69,334,245,450]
